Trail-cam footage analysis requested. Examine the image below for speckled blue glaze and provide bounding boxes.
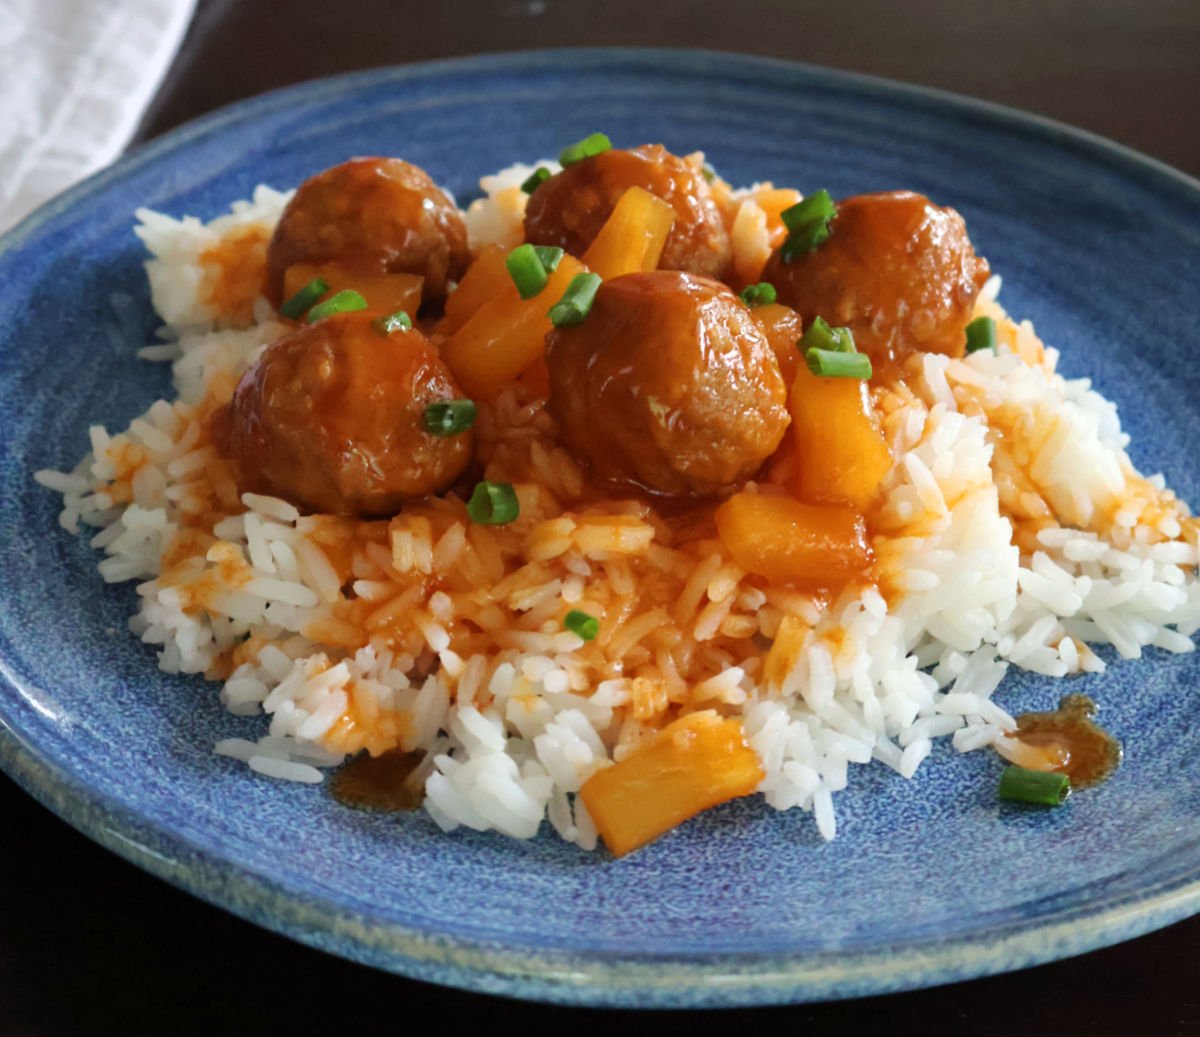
[1,50,1199,1008]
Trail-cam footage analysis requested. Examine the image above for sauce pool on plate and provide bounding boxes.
[1011,693,1122,789]
[330,749,427,812]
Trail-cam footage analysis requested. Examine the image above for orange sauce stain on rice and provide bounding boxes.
[200,224,271,326]
[321,679,411,758]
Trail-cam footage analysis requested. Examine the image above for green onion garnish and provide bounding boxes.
[805,348,872,379]
[700,161,717,183]
[563,609,599,641]
[533,245,564,273]
[780,190,836,232]
[506,243,550,300]
[559,132,612,167]
[799,316,856,354]
[373,310,413,335]
[306,289,367,323]
[422,399,477,437]
[280,277,329,320]
[780,218,833,262]
[965,315,998,354]
[739,282,777,307]
[998,765,1070,806]
[466,481,519,525]
[548,272,602,327]
[780,190,837,263]
[521,166,552,194]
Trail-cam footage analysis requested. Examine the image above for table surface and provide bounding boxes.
[4,1,1199,1032]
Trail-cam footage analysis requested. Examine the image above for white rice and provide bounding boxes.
[32,170,1200,851]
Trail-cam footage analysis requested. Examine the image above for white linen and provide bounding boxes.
[0,0,196,233]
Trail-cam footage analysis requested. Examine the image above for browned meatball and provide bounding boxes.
[763,191,990,368]
[265,158,470,307]
[225,312,473,517]
[525,145,731,279]
[750,302,806,385]
[545,271,789,497]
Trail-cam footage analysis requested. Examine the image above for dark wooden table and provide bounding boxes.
[4,1,1199,1032]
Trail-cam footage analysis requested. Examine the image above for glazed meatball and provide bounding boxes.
[546,271,789,497]
[225,312,473,517]
[525,145,731,279]
[265,157,470,308]
[751,302,807,385]
[763,191,990,367]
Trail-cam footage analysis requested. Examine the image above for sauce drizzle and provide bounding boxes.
[330,749,427,812]
[1012,693,1122,789]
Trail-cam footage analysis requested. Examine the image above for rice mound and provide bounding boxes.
[34,166,1200,848]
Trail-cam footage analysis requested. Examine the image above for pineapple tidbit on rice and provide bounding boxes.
[35,140,1200,856]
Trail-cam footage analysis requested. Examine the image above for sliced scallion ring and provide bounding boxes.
[372,310,412,335]
[559,132,612,167]
[548,272,602,327]
[520,166,553,194]
[422,399,476,437]
[280,277,329,320]
[798,316,855,354]
[563,609,599,641]
[506,243,550,300]
[306,289,367,323]
[998,765,1070,805]
[805,347,872,379]
[466,481,519,525]
[739,282,777,307]
[965,315,998,354]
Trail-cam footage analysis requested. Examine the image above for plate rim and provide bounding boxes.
[1,46,1199,1008]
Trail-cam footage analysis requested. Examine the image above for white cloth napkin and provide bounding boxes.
[0,0,196,234]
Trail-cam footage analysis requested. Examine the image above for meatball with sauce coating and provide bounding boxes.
[763,191,990,368]
[225,312,473,517]
[265,157,470,308]
[525,145,731,279]
[546,271,789,498]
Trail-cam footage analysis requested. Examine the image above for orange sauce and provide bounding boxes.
[200,224,271,325]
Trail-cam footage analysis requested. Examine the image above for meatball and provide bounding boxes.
[546,271,789,497]
[225,312,473,517]
[525,145,731,279]
[751,302,807,385]
[763,191,990,367]
[265,157,470,308]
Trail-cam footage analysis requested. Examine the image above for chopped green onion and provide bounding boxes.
[506,243,550,299]
[372,310,413,335]
[533,245,564,273]
[998,765,1070,806]
[548,272,602,327]
[280,277,329,320]
[422,399,476,436]
[559,132,612,167]
[781,190,836,232]
[700,161,717,183]
[780,191,837,263]
[805,348,872,379]
[306,289,367,323]
[739,282,777,307]
[521,166,552,194]
[563,609,599,641]
[780,217,833,261]
[466,481,519,525]
[799,316,856,354]
[965,315,998,354]
[505,244,567,300]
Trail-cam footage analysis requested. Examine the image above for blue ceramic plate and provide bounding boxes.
[1,50,1198,1008]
